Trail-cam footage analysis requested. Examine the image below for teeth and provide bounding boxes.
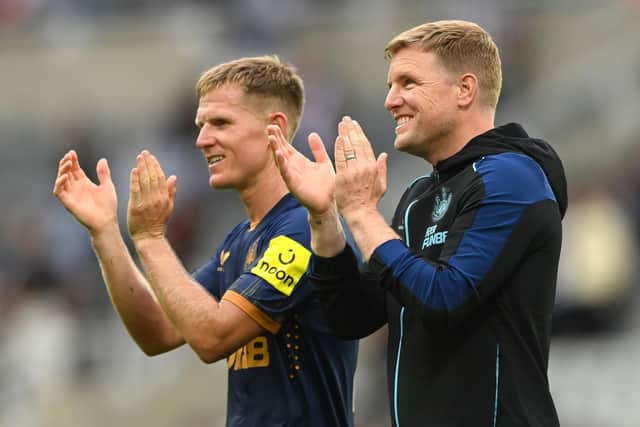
[208,155,224,165]
[396,117,410,126]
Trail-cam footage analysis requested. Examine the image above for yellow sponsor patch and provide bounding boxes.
[250,235,311,296]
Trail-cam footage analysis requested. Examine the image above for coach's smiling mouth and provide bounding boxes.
[207,155,224,166]
[395,116,412,131]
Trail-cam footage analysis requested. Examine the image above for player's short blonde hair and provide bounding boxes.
[385,20,502,111]
[196,55,305,140]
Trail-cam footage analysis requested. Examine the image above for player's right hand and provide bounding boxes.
[52,150,118,234]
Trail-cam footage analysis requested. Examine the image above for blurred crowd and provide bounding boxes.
[1,1,640,426]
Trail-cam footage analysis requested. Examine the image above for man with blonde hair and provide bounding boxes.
[269,21,566,426]
[53,55,357,426]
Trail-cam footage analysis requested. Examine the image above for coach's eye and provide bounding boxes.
[404,79,416,88]
[212,118,230,127]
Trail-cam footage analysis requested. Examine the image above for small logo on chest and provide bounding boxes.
[422,225,448,249]
[432,187,452,222]
[244,241,258,270]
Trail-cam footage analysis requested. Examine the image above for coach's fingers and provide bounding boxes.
[376,152,389,195]
[338,118,356,164]
[334,135,348,173]
[167,175,177,206]
[141,150,159,187]
[136,152,151,192]
[148,152,166,184]
[349,119,375,162]
[129,167,141,205]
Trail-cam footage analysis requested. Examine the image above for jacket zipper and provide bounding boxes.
[393,307,406,427]
[432,166,440,184]
[393,196,419,427]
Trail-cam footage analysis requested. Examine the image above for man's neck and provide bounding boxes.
[239,172,290,227]
[430,116,494,165]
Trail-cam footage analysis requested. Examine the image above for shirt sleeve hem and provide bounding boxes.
[223,290,281,334]
[312,244,358,279]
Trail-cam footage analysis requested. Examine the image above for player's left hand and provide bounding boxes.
[267,124,336,216]
[334,117,388,220]
[127,150,177,241]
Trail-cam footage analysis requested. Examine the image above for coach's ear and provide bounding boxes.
[269,112,289,140]
[457,73,478,108]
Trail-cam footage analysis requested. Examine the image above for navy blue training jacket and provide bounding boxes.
[312,123,567,427]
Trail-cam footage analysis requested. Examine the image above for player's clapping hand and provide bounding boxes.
[267,124,336,216]
[127,150,177,242]
[52,150,118,234]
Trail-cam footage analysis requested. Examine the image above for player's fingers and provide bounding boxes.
[267,124,292,158]
[56,158,72,178]
[69,150,88,181]
[271,145,287,171]
[58,152,67,166]
[57,150,72,170]
[96,158,112,187]
[53,174,69,196]
[54,158,74,196]
[308,132,331,165]
[266,127,283,157]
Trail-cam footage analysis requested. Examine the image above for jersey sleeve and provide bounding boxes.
[192,250,224,299]
[311,244,388,339]
[223,209,314,334]
[369,153,559,327]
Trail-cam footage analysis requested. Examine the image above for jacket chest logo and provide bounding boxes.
[422,225,448,249]
[431,187,452,222]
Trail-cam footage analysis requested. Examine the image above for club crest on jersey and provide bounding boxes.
[432,187,452,222]
[251,235,311,296]
[244,240,258,270]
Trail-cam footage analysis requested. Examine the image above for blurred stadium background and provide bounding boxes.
[1,1,640,426]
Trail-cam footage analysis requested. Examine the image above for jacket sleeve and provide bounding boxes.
[310,244,388,339]
[368,153,561,328]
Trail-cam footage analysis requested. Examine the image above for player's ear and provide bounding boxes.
[269,112,289,140]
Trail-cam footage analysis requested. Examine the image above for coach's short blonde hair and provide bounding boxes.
[196,55,305,140]
[385,20,502,111]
